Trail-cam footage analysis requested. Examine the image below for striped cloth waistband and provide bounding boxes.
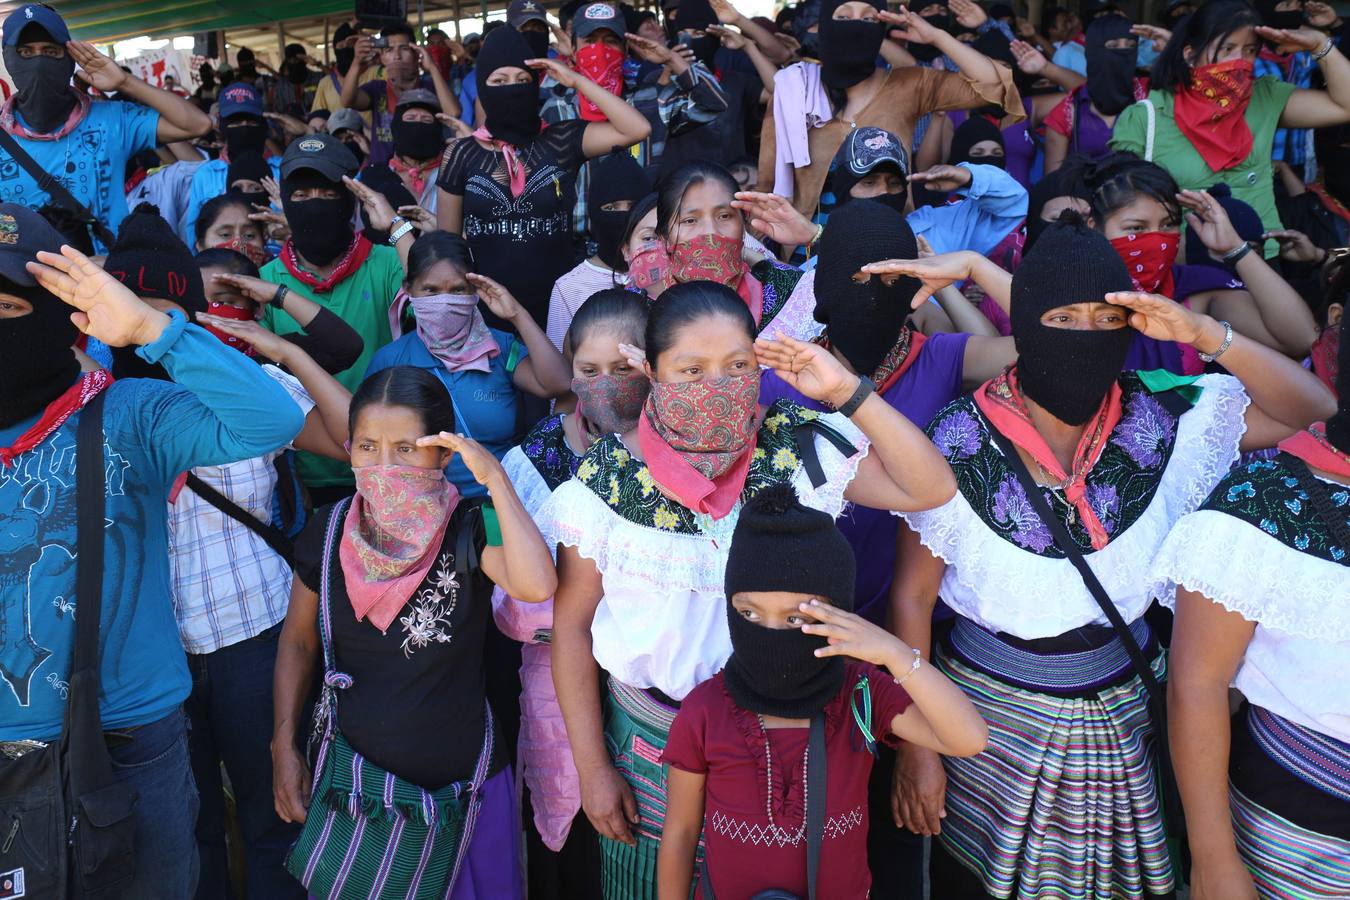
[1249,705,1350,805]
[607,679,679,734]
[943,617,1154,698]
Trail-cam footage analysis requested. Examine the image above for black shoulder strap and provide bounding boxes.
[454,496,488,582]
[987,422,1185,831]
[71,390,107,687]
[1281,452,1350,549]
[805,712,827,900]
[794,420,859,490]
[184,472,295,565]
[0,127,117,248]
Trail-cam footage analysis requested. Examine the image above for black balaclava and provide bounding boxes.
[909,0,951,61]
[819,0,886,89]
[1326,312,1349,452]
[793,0,823,56]
[391,111,446,162]
[1257,0,1304,32]
[723,484,857,719]
[281,170,357,266]
[226,150,271,210]
[357,166,416,243]
[814,200,921,376]
[587,151,651,271]
[1183,183,1264,271]
[950,116,1005,168]
[223,114,269,158]
[4,25,76,134]
[675,0,721,66]
[476,27,543,145]
[334,23,357,75]
[104,204,208,381]
[1010,219,1136,425]
[1085,15,1136,116]
[521,26,551,59]
[1025,166,1091,251]
[0,282,80,427]
[1315,124,1350,207]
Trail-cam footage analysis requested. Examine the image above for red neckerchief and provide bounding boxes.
[0,90,91,141]
[1279,423,1350,479]
[0,370,113,467]
[279,235,373,292]
[1259,47,1293,77]
[1309,183,1350,225]
[814,326,928,395]
[1173,58,1255,172]
[974,366,1124,550]
[389,155,438,195]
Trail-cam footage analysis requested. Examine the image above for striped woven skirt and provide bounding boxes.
[599,678,703,900]
[285,728,523,899]
[1229,703,1350,899]
[934,617,1174,900]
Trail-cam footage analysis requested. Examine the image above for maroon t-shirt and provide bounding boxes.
[663,662,913,900]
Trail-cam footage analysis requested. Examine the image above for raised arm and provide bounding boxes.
[468,272,572,397]
[214,272,365,374]
[1263,26,1350,128]
[526,58,651,156]
[1168,588,1261,900]
[862,249,1012,312]
[340,36,377,111]
[416,45,463,118]
[69,41,210,141]
[755,332,958,511]
[710,0,792,65]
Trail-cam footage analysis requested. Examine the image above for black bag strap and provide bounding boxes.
[794,421,859,490]
[0,127,117,249]
[986,422,1186,834]
[1281,452,1350,549]
[805,712,826,900]
[63,388,107,742]
[184,472,295,565]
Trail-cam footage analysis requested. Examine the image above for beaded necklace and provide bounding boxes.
[756,714,809,844]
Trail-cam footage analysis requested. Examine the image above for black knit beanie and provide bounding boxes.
[226,150,270,189]
[476,26,537,93]
[723,484,855,719]
[1011,217,1136,424]
[1025,166,1090,251]
[105,204,207,318]
[950,116,1005,168]
[813,199,921,378]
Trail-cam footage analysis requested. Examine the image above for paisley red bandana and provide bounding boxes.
[1173,58,1255,172]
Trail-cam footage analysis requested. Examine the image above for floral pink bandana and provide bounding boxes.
[1,90,90,140]
[339,465,460,632]
[670,233,747,288]
[638,373,762,518]
[389,289,500,373]
[572,372,650,435]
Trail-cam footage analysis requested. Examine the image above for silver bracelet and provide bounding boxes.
[1313,38,1336,61]
[1221,242,1253,265]
[388,220,415,244]
[894,647,923,686]
[1198,319,1234,363]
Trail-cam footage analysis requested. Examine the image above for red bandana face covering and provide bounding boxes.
[1173,58,1255,172]
[575,43,625,122]
[638,372,763,518]
[203,302,258,356]
[669,233,747,288]
[628,245,673,294]
[1110,231,1178,297]
[213,238,268,268]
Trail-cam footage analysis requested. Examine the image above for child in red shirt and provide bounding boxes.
[658,484,988,900]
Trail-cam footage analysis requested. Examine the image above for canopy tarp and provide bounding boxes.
[53,0,356,45]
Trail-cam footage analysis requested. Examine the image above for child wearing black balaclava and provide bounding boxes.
[657,484,987,900]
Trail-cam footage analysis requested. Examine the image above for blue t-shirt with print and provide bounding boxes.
[0,317,304,741]
[0,101,159,246]
[365,326,528,498]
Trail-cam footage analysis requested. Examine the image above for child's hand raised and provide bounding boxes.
[798,599,909,668]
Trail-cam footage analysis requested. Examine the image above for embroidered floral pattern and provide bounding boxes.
[521,414,582,491]
[928,373,1188,556]
[574,400,831,534]
[1203,456,1350,565]
[753,259,804,334]
[398,551,459,657]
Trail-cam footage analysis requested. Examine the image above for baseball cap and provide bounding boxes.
[326,107,366,136]
[280,132,359,182]
[395,88,442,113]
[837,127,910,180]
[2,4,70,47]
[508,0,550,29]
[573,2,624,40]
[218,82,264,120]
[0,203,65,287]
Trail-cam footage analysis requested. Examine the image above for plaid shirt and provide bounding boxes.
[167,366,314,654]
[1255,50,1316,167]
[541,61,728,233]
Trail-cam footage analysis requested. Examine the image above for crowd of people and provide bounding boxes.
[0,0,1346,896]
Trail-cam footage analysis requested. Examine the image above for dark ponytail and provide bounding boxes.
[1077,152,1182,229]
[568,288,650,354]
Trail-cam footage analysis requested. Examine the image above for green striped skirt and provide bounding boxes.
[599,679,703,900]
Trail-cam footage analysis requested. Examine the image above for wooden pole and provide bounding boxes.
[454,0,463,38]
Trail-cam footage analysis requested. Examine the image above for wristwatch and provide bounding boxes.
[388,216,414,244]
[836,377,875,417]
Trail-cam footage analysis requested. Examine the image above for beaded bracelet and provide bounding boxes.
[894,647,923,685]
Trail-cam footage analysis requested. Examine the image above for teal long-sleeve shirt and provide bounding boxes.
[0,314,305,740]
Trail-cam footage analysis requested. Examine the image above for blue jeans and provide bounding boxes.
[108,708,200,899]
[185,622,304,900]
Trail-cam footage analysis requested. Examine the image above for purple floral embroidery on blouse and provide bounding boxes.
[1087,482,1120,534]
[992,477,1054,552]
[1112,393,1175,468]
[932,410,983,460]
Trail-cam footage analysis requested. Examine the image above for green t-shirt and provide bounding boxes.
[261,243,404,487]
[1110,76,1297,257]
